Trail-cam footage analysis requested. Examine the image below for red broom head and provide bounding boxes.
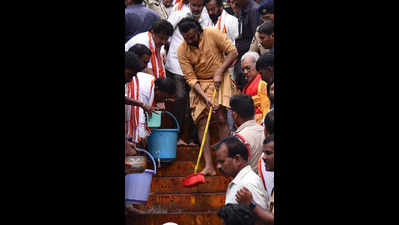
[183,173,205,187]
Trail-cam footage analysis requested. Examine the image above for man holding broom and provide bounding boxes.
[177,17,238,176]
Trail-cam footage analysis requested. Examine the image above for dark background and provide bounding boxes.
[1,1,395,224]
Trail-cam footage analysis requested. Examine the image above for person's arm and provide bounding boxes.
[212,29,238,90]
[125,96,156,116]
[250,32,261,53]
[178,43,217,108]
[125,139,137,156]
[192,82,217,108]
[236,187,274,225]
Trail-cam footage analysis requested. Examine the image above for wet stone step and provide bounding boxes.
[154,161,223,177]
[150,176,231,194]
[126,212,223,225]
[134,193,226,213]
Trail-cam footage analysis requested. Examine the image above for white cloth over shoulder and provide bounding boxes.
[125,72,155,142]
[165,6,211,76]
[259,153,274,199]
[206,9,239,45]
[125,32,154,71]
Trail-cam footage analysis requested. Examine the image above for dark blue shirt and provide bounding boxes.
[125,4,160,43]
[236,0,263,58]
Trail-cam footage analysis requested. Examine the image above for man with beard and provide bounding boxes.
[214,136,268,210]
[236,135,274,224]
[205,0,239,133]
[241,51,270,124]
[177,17,238,175]
[205,0,239,44]
[165,0,211,146]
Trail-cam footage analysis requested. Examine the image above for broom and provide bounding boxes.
[183,88,217,187]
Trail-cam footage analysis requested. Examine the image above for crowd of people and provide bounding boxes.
[124,0,275,224]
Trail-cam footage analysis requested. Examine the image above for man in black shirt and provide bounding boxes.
[232,0,263,90]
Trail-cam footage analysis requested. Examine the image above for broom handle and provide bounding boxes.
[194,89,217,173]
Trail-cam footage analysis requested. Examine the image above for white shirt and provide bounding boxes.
[207,9,239,45]
[125,72,155,142]
[235,120,265,173]
[171,2,189,13]
[166,6,173,17]
[225,165,269,210]
[259,153,274,199]
[165,6,211,76]
[125,32,165,79]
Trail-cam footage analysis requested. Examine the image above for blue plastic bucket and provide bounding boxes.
[125,148,157,205]
[147,111,162,128]
[147,111,180,163]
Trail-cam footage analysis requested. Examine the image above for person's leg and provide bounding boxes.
[175,75,189,145]
[184,81,198,146]
[215,107,230,141]
[167,71,188,146]
[197,115,216,176]
[226,109,235,134]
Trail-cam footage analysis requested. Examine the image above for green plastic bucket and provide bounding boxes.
[147,111,162,128]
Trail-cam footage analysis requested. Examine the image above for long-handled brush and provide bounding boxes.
[183,89,217,187]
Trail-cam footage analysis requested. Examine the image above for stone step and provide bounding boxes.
[126,212,223,225]
[155,161,223,177]
[134,193,226,213]
[160,102,223,145]
[175,146,217,161]
[150,176,231,194]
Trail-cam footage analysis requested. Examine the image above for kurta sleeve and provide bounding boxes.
[210,28,238,57]
[177,44,199,88]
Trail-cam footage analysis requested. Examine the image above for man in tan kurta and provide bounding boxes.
[177,17,238,175]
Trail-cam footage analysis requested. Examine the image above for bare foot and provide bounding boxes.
[177,138,188,146]
[200,167,217,176]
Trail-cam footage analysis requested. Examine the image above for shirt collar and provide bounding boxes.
[235,120,258,133]
[231,165,252,185]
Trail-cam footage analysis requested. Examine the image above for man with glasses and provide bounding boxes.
[240,51,270,124]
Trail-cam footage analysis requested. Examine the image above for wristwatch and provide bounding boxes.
[249,201,257,211]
